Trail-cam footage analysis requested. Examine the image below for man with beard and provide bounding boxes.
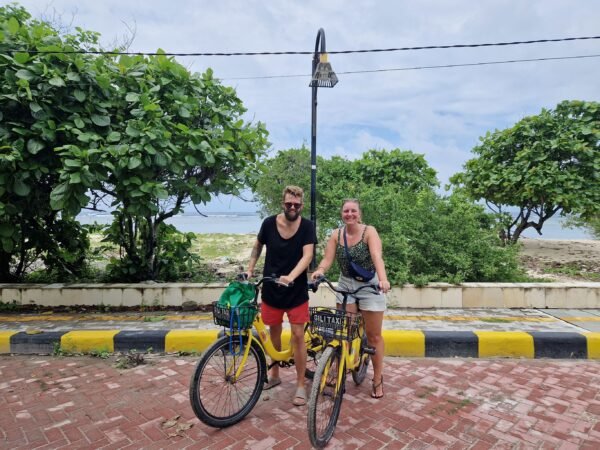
[246,185,317,406]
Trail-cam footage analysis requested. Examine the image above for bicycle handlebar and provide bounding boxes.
[236,273,294,288]
[308,276,381,297]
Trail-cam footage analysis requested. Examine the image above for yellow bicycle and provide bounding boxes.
[306,276,379,448]
[189,276,325,428]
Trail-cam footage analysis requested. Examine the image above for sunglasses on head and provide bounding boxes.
[284,202,302,209]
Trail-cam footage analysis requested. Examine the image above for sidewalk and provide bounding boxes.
[3,355,600,448]
[1,308,600,358]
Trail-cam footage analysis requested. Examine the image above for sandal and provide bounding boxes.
[371,376,384,399]
[292,386,307,406]
[264,377,281,390]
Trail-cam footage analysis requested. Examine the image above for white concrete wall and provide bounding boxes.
[2,282,600,308]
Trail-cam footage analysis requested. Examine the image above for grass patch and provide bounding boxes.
[446,398,474,414]
[543,265,600,282]
[89,349,111,359]
[0,300,18,311]
[143,315,166,322]
[190,233,254,260]
[416,386,438,398]
[481,318,512,323]
[114,350,146,369]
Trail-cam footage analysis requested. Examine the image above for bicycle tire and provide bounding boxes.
[351,333,371,385]
[189,335,267,428]
[307,346,346,448]
[304,324,325,379]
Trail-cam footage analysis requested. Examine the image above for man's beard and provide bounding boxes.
[284,210,301,221]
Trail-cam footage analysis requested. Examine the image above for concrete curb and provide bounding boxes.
[2,329,600,359]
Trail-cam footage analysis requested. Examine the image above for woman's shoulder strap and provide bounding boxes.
[361,224,368,239]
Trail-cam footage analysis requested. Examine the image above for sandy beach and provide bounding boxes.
[519,238,600,281]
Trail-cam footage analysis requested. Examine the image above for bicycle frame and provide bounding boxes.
[314,327,363,395]
[190,275,328,429]
[309,277,378,396]
[223,275,321,382]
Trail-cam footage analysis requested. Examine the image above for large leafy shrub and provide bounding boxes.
[0,4,102,280]
[359,188,523,284]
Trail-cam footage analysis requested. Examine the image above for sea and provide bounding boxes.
[75,211,594,239]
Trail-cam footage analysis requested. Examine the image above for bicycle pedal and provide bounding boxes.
[363,346,376,355]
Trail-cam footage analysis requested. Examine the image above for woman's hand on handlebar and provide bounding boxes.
[378,279,391,294]
[311,269,325,281]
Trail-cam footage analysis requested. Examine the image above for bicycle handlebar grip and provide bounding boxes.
[308,275,326,293]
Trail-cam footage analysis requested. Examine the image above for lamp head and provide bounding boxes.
[309,53,338,88]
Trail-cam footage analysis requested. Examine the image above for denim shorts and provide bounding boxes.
[336,274,386,312]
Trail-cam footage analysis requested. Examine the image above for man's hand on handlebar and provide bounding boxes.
[277,274,295,287]
[241,270,252,281]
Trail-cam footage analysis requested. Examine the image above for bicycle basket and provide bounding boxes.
[309,307,361,342]
[213,302,258,330]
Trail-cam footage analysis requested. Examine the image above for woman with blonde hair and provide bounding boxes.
[311,198,390,398]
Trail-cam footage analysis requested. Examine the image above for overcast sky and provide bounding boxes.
[11,0,600,212]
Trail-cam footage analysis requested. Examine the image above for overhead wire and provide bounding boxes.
[218,53,600,81]
[6,35,600,57]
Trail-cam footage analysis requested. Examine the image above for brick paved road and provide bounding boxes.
[1,355,599,449]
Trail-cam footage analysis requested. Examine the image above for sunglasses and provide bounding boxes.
[284,202,303,210]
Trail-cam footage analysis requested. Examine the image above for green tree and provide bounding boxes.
[451,100,600,243]
[252,147,437,230]
[253,146,312,217]
[0,4,104,280]
[252,147,520,283]
[354,149,438,190]
[52,54,269,280]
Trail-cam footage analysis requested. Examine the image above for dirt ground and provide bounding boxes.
[519,238,600,281]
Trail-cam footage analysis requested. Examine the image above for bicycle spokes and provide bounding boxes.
[308,347,346,448]
[189,336,266,428]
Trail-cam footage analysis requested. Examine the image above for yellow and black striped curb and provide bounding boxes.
[1,330,600,358]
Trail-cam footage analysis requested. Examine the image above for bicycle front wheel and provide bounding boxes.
[304,324,325,379]
[307,346,346,448]
[351,332,371,385]
[189,335,267,428]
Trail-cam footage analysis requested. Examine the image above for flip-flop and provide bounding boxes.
[292,386,307,406]
[263,377,281,390]
[371,376,384,399]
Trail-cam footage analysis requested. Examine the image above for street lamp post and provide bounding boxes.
[309,28,338,269]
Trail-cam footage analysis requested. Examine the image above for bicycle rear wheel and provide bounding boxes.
[307,346,346,449]
[189,335,266,428]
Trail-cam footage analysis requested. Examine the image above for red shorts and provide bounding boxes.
[260,301,309,326]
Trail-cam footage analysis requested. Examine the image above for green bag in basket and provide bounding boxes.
[216,281,256,329]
